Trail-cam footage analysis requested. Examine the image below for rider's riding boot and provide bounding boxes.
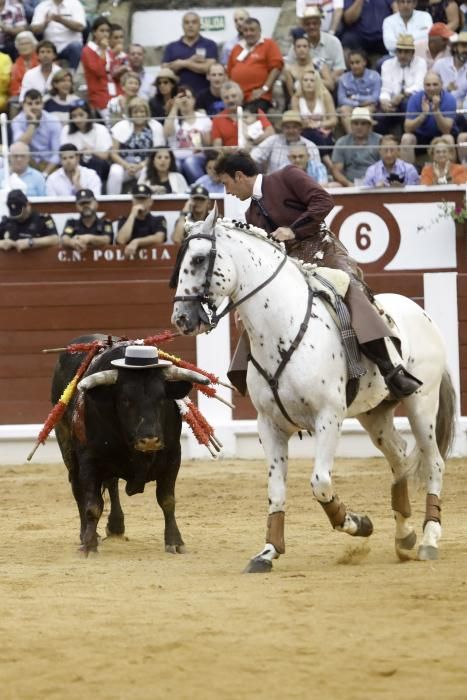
[360,338,423,399]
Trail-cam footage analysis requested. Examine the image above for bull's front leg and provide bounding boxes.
[156,448,185,554]
[78,462,104,556]
[104,478,125,537]
[244,415,289,574]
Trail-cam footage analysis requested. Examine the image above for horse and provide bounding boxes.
[171,208,456,573]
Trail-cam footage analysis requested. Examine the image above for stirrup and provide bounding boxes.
[384,364,423,399]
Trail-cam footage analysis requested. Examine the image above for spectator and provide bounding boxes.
[162,12,218,95]
[286,6,346,93]
[378,34,427,135]
[12,88,61,175]
[420,134,467,181]
[46,143,102,196]
[220,8,249,66]
[0,48,12,112]
[193,148,225,193]
[402,70,456,161]
[337,49,381,134]
[227,17,283,111]
[137,146,188,194]
[149,67,178,124]
[0,0,27,60]
[0,141,46,194]
[8,31,38,114]
[340,0,394,56]
[163,85,212,184]
[61,189,113,251]
[172,183,212,244]
[0,189,58,252]
[30,0,85,70]
[433,30,467,100]
[43,67,78,125]
[19,39,60,103]
[60,100,111,182]
[116,183,167,258]
[416,0,463,31]
[417,21,455,66]
[250,109,321,173]
[363,134,420,186]
[383,0,433,56]
[287,140,330,185]
[109,22,128,81]
[290,67,338,170]
[108,97,165,194]
[106,70,141,126]
[195,62,226,116]
[283,34,334,102]
[126,44,155,101]
[212,80,274,148]
[331,106,382,186]
[81,16,121,117]
[295,0,344,35]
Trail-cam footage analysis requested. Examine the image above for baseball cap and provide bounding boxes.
[429,23,454,39]
[7,189,28,218]
[75,188,95,203]
[189,184,209,199]
[131,183,152,198]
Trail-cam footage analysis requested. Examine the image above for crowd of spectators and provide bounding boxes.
[1,0,467,249]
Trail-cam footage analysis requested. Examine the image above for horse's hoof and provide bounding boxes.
[105,525,125,538]
[165,544,186,554]
[353,515,373,537]
[418,545,439,561]
[395,531,417,561]
[243,556,273,574]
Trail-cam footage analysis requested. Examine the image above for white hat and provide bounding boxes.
[111,345,172,369]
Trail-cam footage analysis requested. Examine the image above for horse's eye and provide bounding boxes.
[192,255,205,266]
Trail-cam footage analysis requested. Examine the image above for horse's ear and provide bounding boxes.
[202,202,218,234]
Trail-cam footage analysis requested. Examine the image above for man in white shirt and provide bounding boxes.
[383,0,432,55]
[379,34,427,134]
[19,39,61,102]
[46,143,102,196]
[30,0,85,69]
[433,31,467,102]
[295,0,344,35]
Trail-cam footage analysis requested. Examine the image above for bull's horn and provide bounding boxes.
[163,365,210,385]
[78,370,118,391]
[201,201,218,234]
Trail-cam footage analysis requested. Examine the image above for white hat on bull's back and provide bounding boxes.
[111,345,172,369]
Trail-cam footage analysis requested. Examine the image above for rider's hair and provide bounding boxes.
[214,151,258,178]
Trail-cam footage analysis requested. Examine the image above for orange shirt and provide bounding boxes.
[420,163,467,186]
[227,39,283,102]
[9,54,39,98]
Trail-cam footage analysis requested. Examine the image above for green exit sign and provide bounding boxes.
[201,16,226,31]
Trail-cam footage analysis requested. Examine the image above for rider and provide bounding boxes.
[214,150,422,399]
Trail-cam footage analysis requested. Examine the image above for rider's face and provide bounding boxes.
[218,172,254,200]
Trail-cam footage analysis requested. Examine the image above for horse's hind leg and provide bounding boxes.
[312,410,373,537]
[357,402,416,560]
[243,415,288,574]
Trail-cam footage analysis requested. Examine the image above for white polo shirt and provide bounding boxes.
[46,165,102,196]
[19,63,61,102]
[31,0,85,53]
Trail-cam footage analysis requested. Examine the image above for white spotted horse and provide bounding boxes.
[171,207,456,573]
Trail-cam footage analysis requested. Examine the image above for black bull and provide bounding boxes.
[51,335,208,555]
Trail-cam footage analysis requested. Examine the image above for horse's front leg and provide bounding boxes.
[312,410,373,538]
[244,414,289,574]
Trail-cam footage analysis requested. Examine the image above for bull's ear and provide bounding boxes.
[165,380,192,400]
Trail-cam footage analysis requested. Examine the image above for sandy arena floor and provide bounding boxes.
[1,456,466,700]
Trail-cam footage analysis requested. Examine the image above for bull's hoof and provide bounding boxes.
[243,556,273,574]
[350,514,373,537]
[78,545,98,557]
[165,544,186,554]
[106,523,125,537]
[395,531,417,561]
[418,545,439,561]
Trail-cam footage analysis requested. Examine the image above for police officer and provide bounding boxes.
[0,189,58,252]
[116,183,167,259]
[61,189,113,251]
[172,184,211,244]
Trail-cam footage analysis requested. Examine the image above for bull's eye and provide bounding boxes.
[192,255,206,266]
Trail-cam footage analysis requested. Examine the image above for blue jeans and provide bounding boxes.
[58,41,83,70]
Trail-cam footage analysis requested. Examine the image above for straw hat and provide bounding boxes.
[350,107,376,124]
[154,67,179,85]
[395,34,415,51]
[281,110,303,125]
[303,6,322,19]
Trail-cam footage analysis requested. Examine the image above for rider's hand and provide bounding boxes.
[271,227,295,242]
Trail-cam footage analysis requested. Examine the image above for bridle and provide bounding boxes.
[172,227,288,330]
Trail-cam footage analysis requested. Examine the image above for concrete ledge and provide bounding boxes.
[2,418,466,465]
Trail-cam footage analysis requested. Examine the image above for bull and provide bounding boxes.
[51,335,209,555]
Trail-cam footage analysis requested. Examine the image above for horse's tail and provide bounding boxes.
[407,370,457,486]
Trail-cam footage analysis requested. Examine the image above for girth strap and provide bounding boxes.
[249,285,315,428]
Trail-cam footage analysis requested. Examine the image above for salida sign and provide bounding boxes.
[57,247,173,263]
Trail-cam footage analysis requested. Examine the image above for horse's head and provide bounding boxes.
[171,204,237,335]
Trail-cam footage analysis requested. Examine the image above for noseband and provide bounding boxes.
[172,228,288,330]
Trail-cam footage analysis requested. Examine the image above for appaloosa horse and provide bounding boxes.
[171,208,456,573]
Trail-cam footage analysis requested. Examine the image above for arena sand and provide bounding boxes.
[1,457,466,700]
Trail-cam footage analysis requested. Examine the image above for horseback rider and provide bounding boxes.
[214,150,422,398]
